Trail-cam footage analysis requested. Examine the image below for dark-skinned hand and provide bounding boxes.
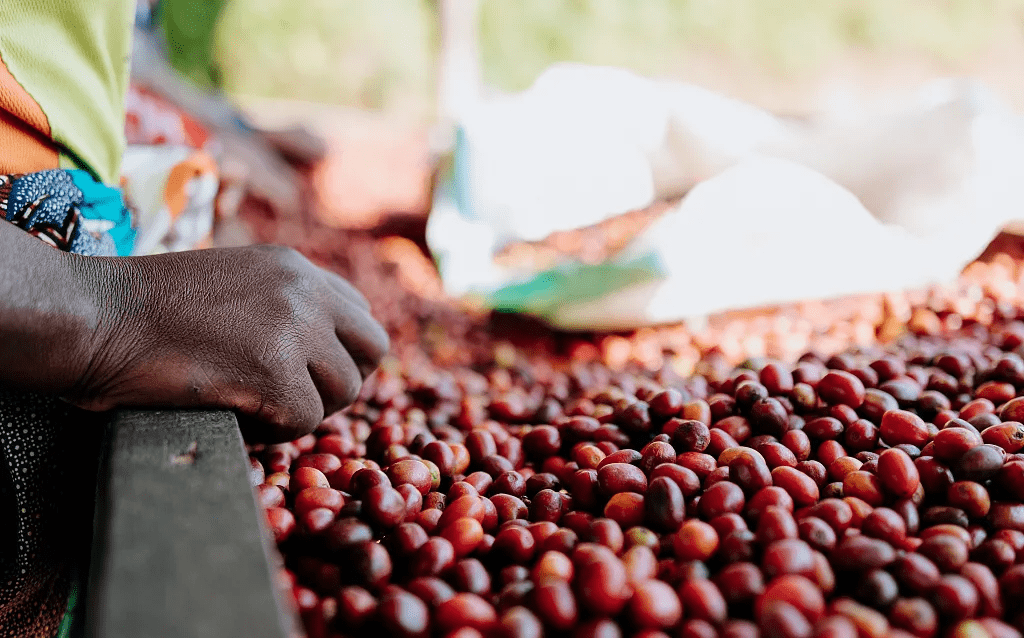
[0,222,387,442]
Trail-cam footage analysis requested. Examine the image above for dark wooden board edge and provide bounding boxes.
[84,410,301,638]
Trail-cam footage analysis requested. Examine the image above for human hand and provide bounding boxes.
[70,245,388,442]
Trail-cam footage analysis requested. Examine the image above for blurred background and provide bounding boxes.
[156,0,1024,227]
[193,0,1024,115]
[138,0,1024,366]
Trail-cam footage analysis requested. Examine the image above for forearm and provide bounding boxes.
[0,221,109,395]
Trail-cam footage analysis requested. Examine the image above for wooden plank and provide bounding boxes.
[85,410,299,638]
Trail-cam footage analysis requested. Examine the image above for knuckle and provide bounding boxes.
[356,320,390,372]
[257,245,312,277]
[261,397,318,441]
[324,366,361,413]
[340,375,361,408]
[256,396,291,431]
[276,245,311,270]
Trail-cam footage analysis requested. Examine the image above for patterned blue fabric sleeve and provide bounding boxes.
[1,169,136,257]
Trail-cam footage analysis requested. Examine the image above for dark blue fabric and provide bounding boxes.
[1,169,134,257]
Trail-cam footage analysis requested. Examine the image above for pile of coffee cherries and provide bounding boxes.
[249,316,1024,638]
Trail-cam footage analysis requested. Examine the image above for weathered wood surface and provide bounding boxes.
[85,410,298,638]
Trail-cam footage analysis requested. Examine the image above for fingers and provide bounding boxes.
[238,288,383,443]
[321,269,371,311]
[326,288,390,379]
[238,369,324,444]
[307,339,363,417]
[241,329,370,443]
[211,246,387,442]
[271,244,371,312]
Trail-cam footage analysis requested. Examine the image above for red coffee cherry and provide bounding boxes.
[817,371,866,408]
[877,448,920,498]
[880,410,930,447]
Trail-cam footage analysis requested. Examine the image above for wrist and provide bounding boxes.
[0,225,110,396]
[58,251,143,405]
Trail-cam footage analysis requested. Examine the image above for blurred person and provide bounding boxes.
[132,0,327,229]
[0,1,387,635]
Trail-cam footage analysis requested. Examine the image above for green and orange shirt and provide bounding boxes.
[1,0,133,184]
